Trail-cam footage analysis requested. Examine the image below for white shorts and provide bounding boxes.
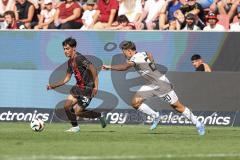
[159,90,179,105]
[136,84,178,105]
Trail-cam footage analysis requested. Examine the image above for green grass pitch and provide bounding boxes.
[0,122,240,160]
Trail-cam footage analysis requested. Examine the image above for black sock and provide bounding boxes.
[65,107,78,127]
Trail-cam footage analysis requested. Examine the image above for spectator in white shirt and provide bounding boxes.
[80,0,96,30]
[203,12,225,31]
[34,0,56,29]
[135,0,165,30]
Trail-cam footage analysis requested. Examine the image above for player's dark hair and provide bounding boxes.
[62,37,77,47]
[119,41,136,51]
[191,54,201,61]
[4,10,15,19]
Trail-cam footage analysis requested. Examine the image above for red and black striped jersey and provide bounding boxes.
[67,52,94,90]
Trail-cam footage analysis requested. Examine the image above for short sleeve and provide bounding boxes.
[77,54,92,68]
[82,58,91,68]
[111,0,119,10]
[129,55,137,66]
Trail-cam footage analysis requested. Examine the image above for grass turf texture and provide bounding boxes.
[0,122,240,160]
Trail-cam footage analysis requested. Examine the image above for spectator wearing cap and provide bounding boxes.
[230,6,240,31]
[159,0,182,30]
[80,0,96,30]
[3,10,18,29]
[81,0,97,11]
[92,0,119,29]
[191,54,212,72]
[34,0,56,29]
[203,12,225,31]
[176,0,205,29]
[49,0,82,29]
[181,13,201,30]
[13,0,38,29]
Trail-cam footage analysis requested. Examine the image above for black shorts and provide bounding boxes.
[70,85,93,108]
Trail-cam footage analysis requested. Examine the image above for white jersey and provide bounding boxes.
[129,52,172,95]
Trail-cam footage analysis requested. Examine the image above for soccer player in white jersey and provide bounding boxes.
[102,41,205,135]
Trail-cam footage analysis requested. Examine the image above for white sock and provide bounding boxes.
[182,107,199,126]
[138,103,158,118]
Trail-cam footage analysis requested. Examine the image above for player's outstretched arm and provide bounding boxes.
[102,62,135,71]
[47,72,72,90]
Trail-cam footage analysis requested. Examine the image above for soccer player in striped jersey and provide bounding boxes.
[47,37,106,132]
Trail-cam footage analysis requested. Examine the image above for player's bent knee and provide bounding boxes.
[132,101,140,109]
[64,99,73,110]
[131,96,143,109]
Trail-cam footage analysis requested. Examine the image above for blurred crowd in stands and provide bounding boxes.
[0,0,239,30]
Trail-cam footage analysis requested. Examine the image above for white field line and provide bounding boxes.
[2,153,240,160]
